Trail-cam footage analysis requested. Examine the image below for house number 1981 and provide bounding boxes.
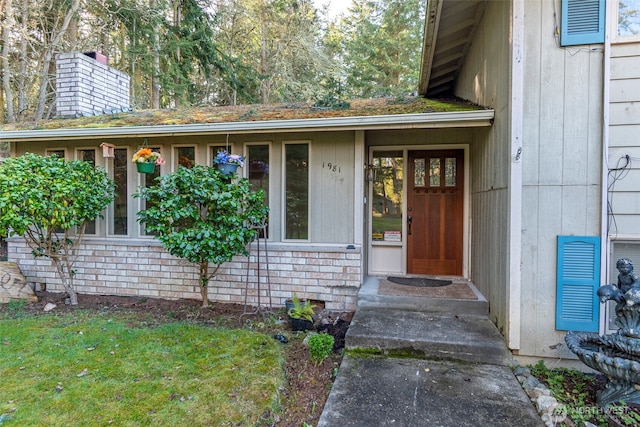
[323,162,341,173]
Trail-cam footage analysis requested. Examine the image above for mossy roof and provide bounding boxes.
[2,96,484,132]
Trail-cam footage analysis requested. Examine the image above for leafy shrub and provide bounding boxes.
[308,333,334,364]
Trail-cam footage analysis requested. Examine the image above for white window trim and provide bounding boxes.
[612,0,640,44]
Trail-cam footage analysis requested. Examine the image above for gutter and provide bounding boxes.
[0,110,494,142]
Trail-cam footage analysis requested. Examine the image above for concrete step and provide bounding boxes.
[346,308,513,366]
[318,356,543,427]
[357,276,489,316]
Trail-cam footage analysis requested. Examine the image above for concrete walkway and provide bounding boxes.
[318,277,543,427]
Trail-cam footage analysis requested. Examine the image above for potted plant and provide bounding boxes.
[287,294,315,331]
[213,150,245,176]
[132,148,165,174]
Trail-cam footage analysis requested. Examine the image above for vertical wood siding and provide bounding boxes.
[455,0,512,338]
[519,0,602,358]
[454,0,603,356]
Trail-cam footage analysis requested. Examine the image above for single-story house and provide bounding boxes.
[3,0,639,365]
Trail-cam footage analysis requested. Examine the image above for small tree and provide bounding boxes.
[135,165,268,308]
[0,153,115,304]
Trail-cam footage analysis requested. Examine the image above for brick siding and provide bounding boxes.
[55,52,130,118]
[7,239,361,311]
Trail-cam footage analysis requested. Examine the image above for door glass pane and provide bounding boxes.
[78,149,97,234]
[445,157,456,187]
[285,144,308,240]
[248,145,270,237]
[112,148,128,235]
[372,151,403,242]
[414,158,425,187]
[429,158,440,187]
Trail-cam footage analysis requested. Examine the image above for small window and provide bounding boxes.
[247,144,270,237]
[175,146,195,169]
[111,148,128,235]
[284,143,309,240]
[414,158,425,187]
[618,0,640,37]
[46,149,65,159]
[78,149,97,235]
[142,147,162,236]
[210,145,230,166]
[445,157,457,187]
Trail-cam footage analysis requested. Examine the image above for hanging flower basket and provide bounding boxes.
[132,147,165,174]
[217,162,239,176]
[213,150,245,177]
[136,162,156,174]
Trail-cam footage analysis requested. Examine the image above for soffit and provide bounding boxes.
[420,0,488,97]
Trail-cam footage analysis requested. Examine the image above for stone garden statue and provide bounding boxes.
[566,258,640,407]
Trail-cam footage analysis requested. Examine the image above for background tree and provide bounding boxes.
[0,153,115,304]
[136,165,268,308]
[340,0,423,97]
[0,0,425,122]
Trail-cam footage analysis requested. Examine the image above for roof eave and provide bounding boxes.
[1,110,494,142]
[419,0,443,97]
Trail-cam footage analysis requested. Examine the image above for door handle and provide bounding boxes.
[407,215,412,235]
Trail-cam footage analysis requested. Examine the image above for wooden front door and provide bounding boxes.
[407,150,464,275]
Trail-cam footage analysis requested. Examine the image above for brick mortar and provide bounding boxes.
[8,240,361,311]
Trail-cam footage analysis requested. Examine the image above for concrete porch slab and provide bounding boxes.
[357,276,488,316]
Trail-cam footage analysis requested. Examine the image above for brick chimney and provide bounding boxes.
[55,52,130,118]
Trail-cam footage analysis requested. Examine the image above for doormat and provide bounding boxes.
[387,277,452,287]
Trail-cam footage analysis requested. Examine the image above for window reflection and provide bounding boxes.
[445,157,456,187]
[429,158,440,187]
[372,151,403,242]
[143,148,162,236]
[414,158,425,187]
[78,149,97,235]
[176,146,195,169]
[619,0,640,36]
[248,145,270,237]
[285,144,308,240]
[112,148,128,235]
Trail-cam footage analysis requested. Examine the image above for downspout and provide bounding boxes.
[599,0,613,335]
[508,0,525,351]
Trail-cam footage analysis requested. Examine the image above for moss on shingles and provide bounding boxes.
[2,96,484,131]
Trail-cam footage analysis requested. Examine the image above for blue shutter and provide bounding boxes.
[561,0,605,46]
[556,236,601,332]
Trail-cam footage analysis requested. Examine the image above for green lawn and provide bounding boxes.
[0,311,284,426]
